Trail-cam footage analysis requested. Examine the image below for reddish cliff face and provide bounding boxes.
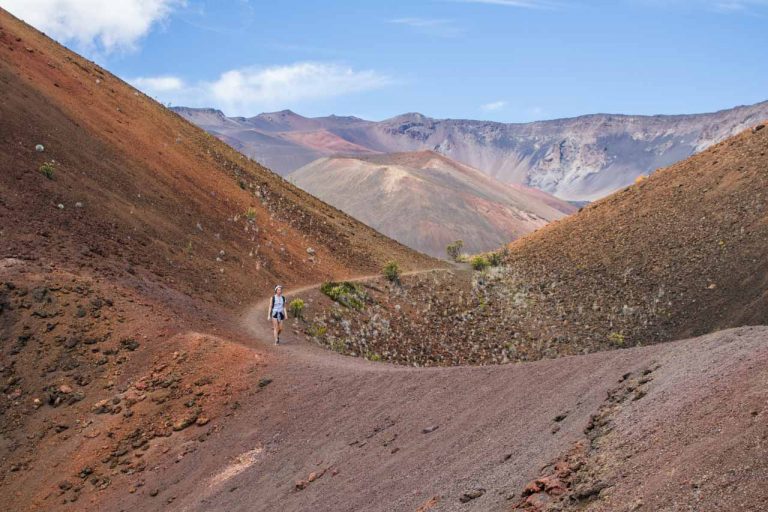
[175,102,768,201]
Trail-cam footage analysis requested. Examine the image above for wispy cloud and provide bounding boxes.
[480,100,508,112]
[709,0,768,12]
[130,62,393,115]
[0,0,184,53]
[389,17,464,37]
[453,0,561,9]
[638,0,768,14]
[131,75,185,92]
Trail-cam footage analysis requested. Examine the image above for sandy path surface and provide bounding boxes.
[97,276,768,512]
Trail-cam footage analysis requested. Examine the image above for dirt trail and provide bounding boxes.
[91,274,768,512]
[241,269,454,370]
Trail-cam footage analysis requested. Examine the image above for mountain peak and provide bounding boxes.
[171,106,226,117]
[386,112,431,123]
[256,109,305,119]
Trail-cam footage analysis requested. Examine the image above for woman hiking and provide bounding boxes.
[267,285,288,345]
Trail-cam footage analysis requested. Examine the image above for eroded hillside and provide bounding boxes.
[0,8,435,510]
[301,123,768,366]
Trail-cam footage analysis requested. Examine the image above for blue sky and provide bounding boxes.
[3,0,767,121]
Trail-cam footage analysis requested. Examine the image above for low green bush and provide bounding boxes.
[470,255,489,271]
[488,251,503,267]
[307,323,327,337]
[39,161,55,179]
[383,260,401,283]
[320,281,367,310]
[289,298,305,319]
[446,240,464,261]
[608,332,626,346]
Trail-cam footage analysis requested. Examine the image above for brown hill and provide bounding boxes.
[289,151,575,257]
[0,12,435,306]
[1,8,767,512]
[0,7,434,510]
[299,123,768,366]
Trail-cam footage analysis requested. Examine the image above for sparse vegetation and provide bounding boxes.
[383,260,401,284]
[307,323,327,337]
[470,255,490,271]
[320,281,367,310]
[446,240,464,261]
[289,298,305,320]
[39,161,55,179]
[244,206,257,221]
[488,251,503,267]
[238,179,247,190]
[608,332,626,346]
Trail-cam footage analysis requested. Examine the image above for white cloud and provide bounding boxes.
[131,75,185,92]
[637,0,768,13]
[130,62,393,115]
[710,0,768,11]
[0,0,183,52]
[454,0,560,8]
[481,100,508,111]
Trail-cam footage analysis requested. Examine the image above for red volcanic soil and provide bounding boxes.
[1,8,766,512]
[279,130,377,155]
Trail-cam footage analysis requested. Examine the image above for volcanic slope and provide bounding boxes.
[0,7,433,511]
[300,123,768,367]
[289,151,575,257]
[499,121,768,349]
[1,8,767,512]
[174,102,768,201]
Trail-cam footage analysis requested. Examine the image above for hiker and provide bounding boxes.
[268,284,287,344]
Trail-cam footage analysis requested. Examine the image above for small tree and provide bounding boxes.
[446,240,464,261]
[289,298,305,320]
[383,260,401,284]
[470,255,489,271]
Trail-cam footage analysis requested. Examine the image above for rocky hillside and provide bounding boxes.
[174,101,768,201]
[0,8,435,510]
[301,122,768,366]
[289,151,575,257]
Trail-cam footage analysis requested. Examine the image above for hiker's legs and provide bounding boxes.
[271,318,279,342]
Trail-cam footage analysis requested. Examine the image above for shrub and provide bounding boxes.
[608,332,625,346]
[383,260,401,283]
[446,240,464,261]
[307,324,327,337]
[320,281,367,310]
[39,161,55,179]
[238,179,247,190]
[470,255,489,271]
[244,206,257,221]
[289,298,305,320]
[487,251,503,267]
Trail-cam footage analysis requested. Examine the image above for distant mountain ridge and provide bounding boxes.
[174,101,768,201]
[288,150,575,257]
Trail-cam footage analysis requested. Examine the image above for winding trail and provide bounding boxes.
[106,274,768,512]
[241,268,455,370]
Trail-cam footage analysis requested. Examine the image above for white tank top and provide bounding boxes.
[272,295,285,314]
